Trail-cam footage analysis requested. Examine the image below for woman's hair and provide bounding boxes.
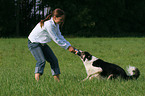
[40,8,65,28]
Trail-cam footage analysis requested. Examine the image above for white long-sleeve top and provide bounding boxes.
[28,17,71,50]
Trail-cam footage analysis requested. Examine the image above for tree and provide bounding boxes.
[16,0,20,36]
[0,0,145,37]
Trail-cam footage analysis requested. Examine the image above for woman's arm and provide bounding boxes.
[45,23,71,49]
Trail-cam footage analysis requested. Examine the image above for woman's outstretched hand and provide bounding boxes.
[68,46,81,56]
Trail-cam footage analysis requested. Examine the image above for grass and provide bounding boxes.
[0,37,145,96]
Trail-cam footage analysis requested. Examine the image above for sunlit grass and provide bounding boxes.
[0,38,145,96]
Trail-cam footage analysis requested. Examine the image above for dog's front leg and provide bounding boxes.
[89,75,94,80]
[82,75,90,81]
[89,74,99,80]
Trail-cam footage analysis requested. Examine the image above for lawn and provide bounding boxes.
[0,38,145,96]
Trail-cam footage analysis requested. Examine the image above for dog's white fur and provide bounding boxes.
[81,56,103,81]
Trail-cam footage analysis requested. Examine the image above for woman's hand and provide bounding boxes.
[68,46,81,56]
[68,46,75,52]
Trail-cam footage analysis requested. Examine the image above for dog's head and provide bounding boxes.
[80,51,92,61]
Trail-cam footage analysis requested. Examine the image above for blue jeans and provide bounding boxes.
[28,40,60,76]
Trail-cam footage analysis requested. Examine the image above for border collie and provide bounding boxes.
[79,51,140,81]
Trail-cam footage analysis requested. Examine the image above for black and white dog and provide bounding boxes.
[79,51,140,81]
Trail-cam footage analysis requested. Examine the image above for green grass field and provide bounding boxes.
[0,38,145,96]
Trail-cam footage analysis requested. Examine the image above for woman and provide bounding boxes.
[28,8,80,82]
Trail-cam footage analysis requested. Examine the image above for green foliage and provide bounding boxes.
[0,0,145,37]
[0,0,16,37]
[0,38,145,96]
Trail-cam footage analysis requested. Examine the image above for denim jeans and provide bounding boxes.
[28,39,60,75]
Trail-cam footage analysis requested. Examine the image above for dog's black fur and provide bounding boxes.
[82,52,140,80]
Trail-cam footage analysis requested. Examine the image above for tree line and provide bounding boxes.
[0,0,145,37]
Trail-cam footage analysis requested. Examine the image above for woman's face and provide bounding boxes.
[53,15,65,25]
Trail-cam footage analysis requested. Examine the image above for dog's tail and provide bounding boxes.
[126,65,140,80]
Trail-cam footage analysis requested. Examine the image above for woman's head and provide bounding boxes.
[40,8,65,27]
[52,9,65,25]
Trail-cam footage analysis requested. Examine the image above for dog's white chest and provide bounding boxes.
[84,56,102,75]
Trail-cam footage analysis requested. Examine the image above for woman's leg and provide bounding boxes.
[42,44,61,81]
[28,41,46,81]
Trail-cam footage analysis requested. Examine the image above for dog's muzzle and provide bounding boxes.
[79,52,85,59]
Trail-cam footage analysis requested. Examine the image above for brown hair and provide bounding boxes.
[40,8,65,28]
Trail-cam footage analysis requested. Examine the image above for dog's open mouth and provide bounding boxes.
[80,55,85,59]
[79,52,86,60]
